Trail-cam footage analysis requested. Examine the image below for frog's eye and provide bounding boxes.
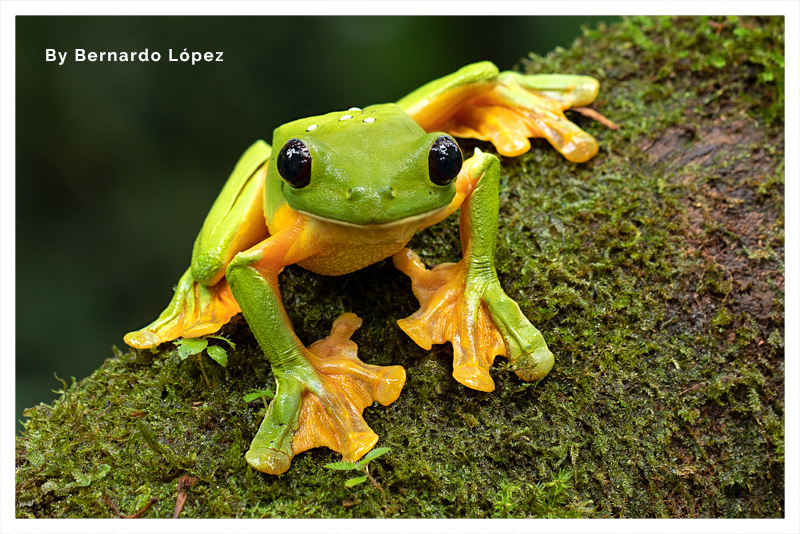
[277,138,312,188]
[428,136,462,186]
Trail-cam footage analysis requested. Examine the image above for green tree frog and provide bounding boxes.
[124,61,600,475]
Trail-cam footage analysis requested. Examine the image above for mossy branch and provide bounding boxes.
[16,16,785,518]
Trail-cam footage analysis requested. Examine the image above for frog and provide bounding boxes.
[124,61,601,475]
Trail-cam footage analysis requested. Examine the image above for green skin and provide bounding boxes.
[126,62,599,473]
[267,104,457,225]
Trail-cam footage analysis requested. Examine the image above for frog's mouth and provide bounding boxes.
[295,205,447,229]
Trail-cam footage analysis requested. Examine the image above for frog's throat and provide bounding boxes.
[293,206,446,229]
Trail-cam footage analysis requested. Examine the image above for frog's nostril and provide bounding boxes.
[346,186,394,202]
[346,187,363,200]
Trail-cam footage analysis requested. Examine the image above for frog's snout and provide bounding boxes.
[345,185,396,200]
[339,185,402,224]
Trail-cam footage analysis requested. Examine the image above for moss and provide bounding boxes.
[16,16,784,518]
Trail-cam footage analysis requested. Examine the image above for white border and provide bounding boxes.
[1,2,798,534]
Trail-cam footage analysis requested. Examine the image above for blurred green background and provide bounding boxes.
[15,16,618,430]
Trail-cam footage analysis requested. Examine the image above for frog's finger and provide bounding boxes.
[293,314,406,461]
[484,282,554,382]
[392,248,459,350]
[307,313,406,407]
[393,247,553,390]
[393,248,505,392]
[244,374,303,475]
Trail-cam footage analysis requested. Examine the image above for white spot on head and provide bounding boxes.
[339,115,353,121]
[348,107,361,111]
[363,117,376,123]
[306,124,318,132]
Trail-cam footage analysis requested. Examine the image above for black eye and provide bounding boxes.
[428,136,462,185]
[277,138,312,188]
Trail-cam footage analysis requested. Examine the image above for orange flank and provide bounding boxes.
[402,80,496,133]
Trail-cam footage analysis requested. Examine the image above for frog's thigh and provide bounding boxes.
[225,221,405,475]
[191,140,272,286]
[124,141,271,348]
[396,61,500,132]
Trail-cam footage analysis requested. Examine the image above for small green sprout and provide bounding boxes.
[492,482,521,518]
[324,446,391,493]
[491,470,594,518]
[174,335,236,388]
[175,334,236,366]
[243,388,275,409]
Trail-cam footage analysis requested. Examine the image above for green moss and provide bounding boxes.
[16,16,784,518]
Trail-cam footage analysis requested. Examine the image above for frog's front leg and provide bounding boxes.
[225,214,405,474]
[393,150,553,392]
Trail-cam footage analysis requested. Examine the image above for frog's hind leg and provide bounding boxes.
[397,61,601,163]
[225,217,405,475]
[124,141,271,349]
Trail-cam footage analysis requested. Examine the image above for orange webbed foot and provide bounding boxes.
[124,267,240,349]
[442,72,600,162]
[393,248,506,392]
[393,248,554,392]
[245,313,406,474]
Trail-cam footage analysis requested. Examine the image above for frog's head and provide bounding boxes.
[269,103,461,226]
